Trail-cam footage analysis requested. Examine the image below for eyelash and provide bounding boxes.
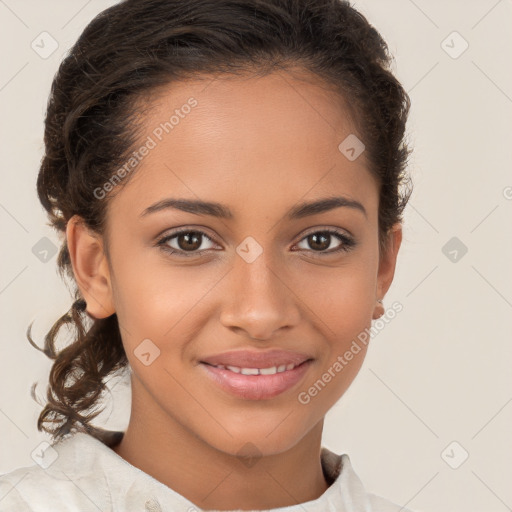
[156,227,356,259]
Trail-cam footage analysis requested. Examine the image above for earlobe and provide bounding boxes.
[375,223,403,305]
[372,299,385,320]
[66,215,115,319]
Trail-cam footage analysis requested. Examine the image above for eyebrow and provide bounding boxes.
[139,195,367,220]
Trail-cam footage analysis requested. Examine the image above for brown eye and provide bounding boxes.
[295,229,355,255]
[176,232,203,251]
[158,230,217,256]
[306,232,331,251]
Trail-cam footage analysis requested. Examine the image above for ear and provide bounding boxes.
[66,215,115,319]
[375,222,402,304]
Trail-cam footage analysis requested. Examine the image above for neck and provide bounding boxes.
[111,376,330,510]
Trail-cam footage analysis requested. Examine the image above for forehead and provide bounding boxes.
[108,70,377,222]
[139,69,357,155]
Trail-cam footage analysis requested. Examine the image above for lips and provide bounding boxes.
[200,349,313,370]
[199,358,314,400]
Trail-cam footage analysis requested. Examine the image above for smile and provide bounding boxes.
[207,362,300,375]
[199,360,312,400]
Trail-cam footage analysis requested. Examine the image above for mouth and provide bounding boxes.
[200,359,312,375]
[199,359,314,400]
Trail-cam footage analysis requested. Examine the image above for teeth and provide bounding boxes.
[215,363,299,375]
[240,367,259,375]
[259,366,278,375]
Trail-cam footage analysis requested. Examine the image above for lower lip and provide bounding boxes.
[199,360,313,400]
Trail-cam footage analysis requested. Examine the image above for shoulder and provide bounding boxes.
[324,451,420,512]
[0,463,74,512]
[0,465,40,511]
[0,434,112,512]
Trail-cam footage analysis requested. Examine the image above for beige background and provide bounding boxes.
[1,1,511,511]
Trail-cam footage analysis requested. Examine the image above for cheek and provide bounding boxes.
[110,253,224,345]
[292,257,377,332]
[293,252,377,389]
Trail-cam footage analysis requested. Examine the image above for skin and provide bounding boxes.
[66,69,402,510]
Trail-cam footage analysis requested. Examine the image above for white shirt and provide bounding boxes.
[0,431,417,511]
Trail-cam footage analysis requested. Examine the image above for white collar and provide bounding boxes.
[41,430,376,511]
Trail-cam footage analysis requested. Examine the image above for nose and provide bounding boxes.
[219,249,301,340]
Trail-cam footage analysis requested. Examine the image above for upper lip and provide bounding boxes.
[200,349,313,369]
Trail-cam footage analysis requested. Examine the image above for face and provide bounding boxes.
[68,69,401,457]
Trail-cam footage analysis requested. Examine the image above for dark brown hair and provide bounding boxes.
[29,0,412,444]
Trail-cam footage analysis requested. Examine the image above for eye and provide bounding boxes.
[156,227,356,259]
[157,229,218,257]
[293,229,355,255]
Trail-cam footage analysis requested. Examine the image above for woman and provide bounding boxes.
[0,0,415,510]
